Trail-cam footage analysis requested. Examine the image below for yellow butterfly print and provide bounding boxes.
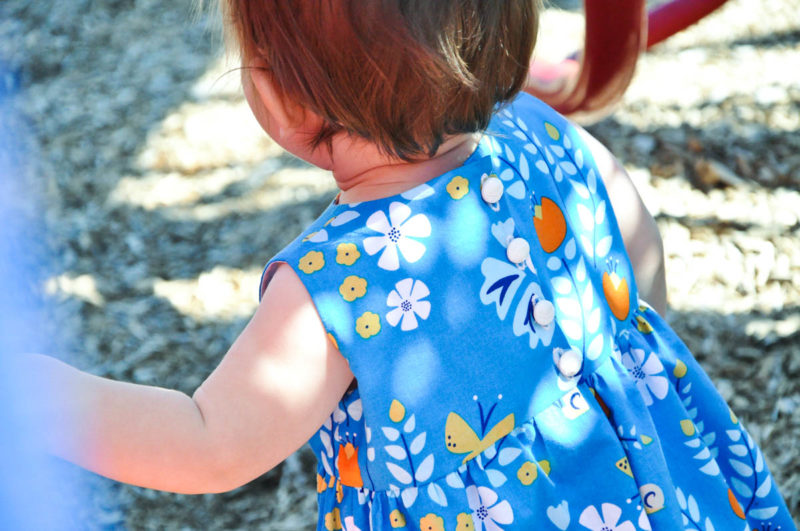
[444,412,515,464]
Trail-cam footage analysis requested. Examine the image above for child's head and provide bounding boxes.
[223,1,540,160]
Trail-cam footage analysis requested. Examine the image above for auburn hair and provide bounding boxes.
[223,0,539,160]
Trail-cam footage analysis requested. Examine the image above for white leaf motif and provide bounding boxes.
[415,454,435,482]
[587,169,597,194]
[564,238,576,260]
[446,472,465,489]
[427,483,448,507]
[755,475,772,498]
[749,507,778,519]
[595,201,606,224]
[498,447,522,466]
[404,414,416,433]
[596,236,613,258]
[699,460,720,476]
[572,180,590,199]
[727,429,742,442]
[560,161,578,175]
[561,320,583,340]
[731,477,753,498]
[580,235,594,259]
[577,204,595,229]
[582,283,594,308]
[486,469,507,487]
[587,308,601,333]
[687,495,700,522]
[535,159,549,175]
[729,459,753,477]
[729,444,748,457]
[401,486,418,507]
[755,448,764,473]
[557,297,581,318]
[587,334,603,360]
[576,257,586,281]
[320,431,333,457]
[409,432,426,455]
[519,153,530,180]
[385,445,407,460]
[552,277,572,295]
[387,462,413,484]
[382,427,400,441]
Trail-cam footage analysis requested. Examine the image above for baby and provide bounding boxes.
[25,1,793,529]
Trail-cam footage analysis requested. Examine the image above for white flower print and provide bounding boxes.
[363,202,431,271]
[466,485,514,531]
[386,278,431,331]
[579,503,635,531]
[621,347,669,406]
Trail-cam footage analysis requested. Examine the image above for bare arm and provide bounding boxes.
[26,263,353,494]
[577,126,667,315]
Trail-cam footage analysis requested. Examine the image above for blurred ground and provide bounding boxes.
[0,0,797,528]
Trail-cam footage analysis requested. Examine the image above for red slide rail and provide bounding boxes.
[526,0,730,119]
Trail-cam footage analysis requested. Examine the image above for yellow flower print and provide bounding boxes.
[419,513,444,531]
[517,461,538,485]
[336,243,361,265]
[456,513,474,530]
[446,176,469,200]
[389,509,407,528]
[538,459,551,476]
[335,479,344,503]
[339,275,367,302]
[324,508,342,530]
[389,399,406,423]
[316,473,327,493]
[298,250,324,274]
[356,311,381,339]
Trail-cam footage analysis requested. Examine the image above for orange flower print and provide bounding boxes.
[447,176,469,200]
[533,197,567,253]
[337,442,363,487]
[298,250,324,274]
[419,513,445,531]
[324,508,342,530]
[316,473,327,493]
[602,260,630,320]
[389,509,407,528]
[336,243,361,265]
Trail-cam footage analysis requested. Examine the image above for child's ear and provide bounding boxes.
[247,59,297,131]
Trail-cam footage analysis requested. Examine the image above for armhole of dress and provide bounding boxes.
[259,260,285,301]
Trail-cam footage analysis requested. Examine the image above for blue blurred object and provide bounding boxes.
[0,64,71,530]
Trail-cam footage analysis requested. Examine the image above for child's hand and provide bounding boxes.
[26,263,353,494]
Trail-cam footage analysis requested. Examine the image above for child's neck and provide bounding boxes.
[330,132,481,205]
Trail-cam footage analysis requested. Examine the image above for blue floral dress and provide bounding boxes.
[260,94,794,531]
